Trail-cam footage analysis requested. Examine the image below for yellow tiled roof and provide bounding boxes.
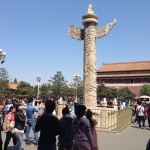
[8,82,19,90]
[97,61,150,72]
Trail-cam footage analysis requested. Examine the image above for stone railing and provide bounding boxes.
[57,98,132,133]
[90,107,132,133]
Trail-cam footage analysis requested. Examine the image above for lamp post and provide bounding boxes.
[0,49,6,64]
[36,75,41,100]
[74,73,80,102]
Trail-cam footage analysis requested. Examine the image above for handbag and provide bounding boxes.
[12,128,24,134]
[9,121,15,130]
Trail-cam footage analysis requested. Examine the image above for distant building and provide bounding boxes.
[8,82,19,90]
[97,61,150,97]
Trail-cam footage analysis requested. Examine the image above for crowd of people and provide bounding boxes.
[132,100,150,129]
[0,97,99,150]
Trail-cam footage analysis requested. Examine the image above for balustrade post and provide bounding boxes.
[103,98,107,108]
[114,98,118,110]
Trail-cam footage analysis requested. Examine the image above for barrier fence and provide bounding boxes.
[57,104,132,133]
[90,108,132,133]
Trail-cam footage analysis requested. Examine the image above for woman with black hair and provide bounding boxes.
[72,105,94,150]
[3,106,17,150]
[86,109,98,150]
[13,105,26,150]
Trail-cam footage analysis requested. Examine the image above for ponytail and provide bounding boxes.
[86,109,94,127]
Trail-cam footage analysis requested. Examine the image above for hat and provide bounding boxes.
[18,106,26,110]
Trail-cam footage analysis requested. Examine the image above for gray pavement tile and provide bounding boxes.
[1,123,150,150]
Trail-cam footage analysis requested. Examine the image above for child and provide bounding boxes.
[58,106,73,150]
[86,109,99,150]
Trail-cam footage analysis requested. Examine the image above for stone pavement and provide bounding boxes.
[1,123,149,150]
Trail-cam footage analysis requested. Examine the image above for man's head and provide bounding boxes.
[45,100,55,114]
[137,100,142,105]
[62,106,70,115]
[28,97,33,104]
[18,99,22,104]
[69,99,74,105]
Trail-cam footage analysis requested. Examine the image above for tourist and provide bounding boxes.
[25,97,39,146]
[86,109,98,150]
[35,100,60,150]
[0,101,3,150]
[132,101,138,124]
[145,104,150,127]
[13,105,26,150]
[125,100,130,108]
[38,100,45,118]
[5,99,13,112]
[72,105,94,150]
[136,101,145,129]
[69,99,75,118]
[58,106,73,150]
[146,138,150,150]
[4,106,17,150]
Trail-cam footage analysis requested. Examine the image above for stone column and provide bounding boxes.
[82,9,98,108]
[69,4,116,108]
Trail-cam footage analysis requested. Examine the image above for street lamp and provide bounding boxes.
[36,75,42,99]
[0,49,6,64]
[74,73,80,102]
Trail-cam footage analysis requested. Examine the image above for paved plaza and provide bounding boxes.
[1,123,149,150]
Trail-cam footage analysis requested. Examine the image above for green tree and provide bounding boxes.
[14,78,17,83]
[97,82,113,99]
[48,71,67,98]
[62,85,75,98]
[0,80,10,97]
[140,84,150,96]
[71,76,83,99]
[15,81,35,98]
[39,83,52,98]
[118,87,136,100]
[0,68,9,80]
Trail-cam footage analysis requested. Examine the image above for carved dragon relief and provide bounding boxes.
[85,83,97,94]
[69,25,84,40]
[84,63,96,77]
[96,19,117,38]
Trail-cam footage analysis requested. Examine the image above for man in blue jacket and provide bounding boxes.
[25,97,39,146]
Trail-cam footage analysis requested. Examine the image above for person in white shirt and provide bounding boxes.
[136,101,145,128]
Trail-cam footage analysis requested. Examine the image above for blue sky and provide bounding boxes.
[0,0,150,86]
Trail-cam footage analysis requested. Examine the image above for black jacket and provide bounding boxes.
[58,116,73,142]
[35,113,61,145]
[14,113,25,130]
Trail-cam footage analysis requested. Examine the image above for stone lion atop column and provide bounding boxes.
[87,4,94,14]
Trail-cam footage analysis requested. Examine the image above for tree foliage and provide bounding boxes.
[48,71,67,98]
[71,76,83,99]
[0,80,10,97]
[118,87,136,100]
[97,82,113,99]
[14,78,17,83]
[140,84,150,96]
[0,68,9,81]
[38,83,52,98]
[15,81,35,98]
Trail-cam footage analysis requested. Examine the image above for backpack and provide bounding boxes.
[147,108,150,117]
